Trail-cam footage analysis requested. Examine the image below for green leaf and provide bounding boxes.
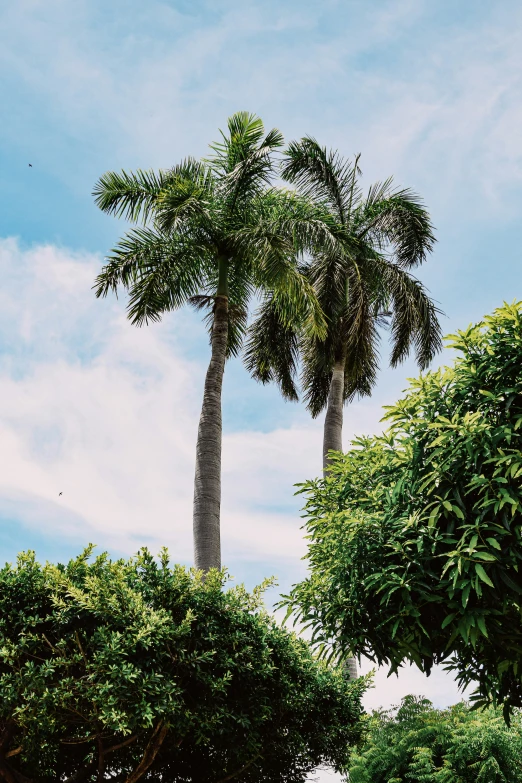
[476,615,488,638]
[428,506,441,528]
[475,564,494,587]
[441,613,456,629]
[473,552,498,562]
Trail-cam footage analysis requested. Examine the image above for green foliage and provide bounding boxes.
[245,137,441,414]
[93,113,334,354]
[284,302,522,715]
[0,548,365,782]
[348,695,522,783]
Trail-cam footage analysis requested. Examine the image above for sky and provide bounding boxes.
[1,0,522,777]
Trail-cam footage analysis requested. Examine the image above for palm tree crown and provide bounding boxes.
[246,136,442,429]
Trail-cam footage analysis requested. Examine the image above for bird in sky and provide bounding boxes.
[28,163,32,167]
[59,492,62,496]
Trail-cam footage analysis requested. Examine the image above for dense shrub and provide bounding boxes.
[349,695,522,783]
[284,302,522,715]
[0,547,365,782]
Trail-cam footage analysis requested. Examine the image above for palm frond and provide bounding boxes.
[254,245,326,341]
[92,169,172,223]
[244,294,300,401]
[301,333,337,417]
[356,187,436,268]
[341,273,381,401]
[155,160,215,234]
[207,113,284,211]
[309,250,357,323]
[167,158,216,187]
[281,138,362,226]
[225,303,249,358]
[301,267,383,415]
[94,227,207,325]
[223,142,281,211]
[231,193,352,340]
[208,113,283,168]
[247,189,351,265]
[379,263,443,368]
[208,112,267,172]
[188,294,215,311]
[274,142,439,418]
[360,177,394,212]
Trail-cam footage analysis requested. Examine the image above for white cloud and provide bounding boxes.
[360,659,467,712]
[0,238,388,568]
[0,244,190,552]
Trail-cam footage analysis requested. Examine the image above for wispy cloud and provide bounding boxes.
[3,0,522,213]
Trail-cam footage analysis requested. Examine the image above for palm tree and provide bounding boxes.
[245,140,442,682]
[246,137,442,472]
[93,115,340,572]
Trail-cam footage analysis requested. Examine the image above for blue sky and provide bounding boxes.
[1,0,522,730]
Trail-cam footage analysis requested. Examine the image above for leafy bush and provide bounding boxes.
[284,302,522,715]
[0,548,365,782]
[349,695,522,783]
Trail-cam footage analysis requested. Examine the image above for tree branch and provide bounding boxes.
[0,724,32,783]
[97,736,105,782]
[123,722,169,783]
[60,735,99,745]
[0,724,14,752]
[214,751,262,783]
[41,633,59,654]
[103,735,138,756]
[0,760,33,783]
[0,764,17,783]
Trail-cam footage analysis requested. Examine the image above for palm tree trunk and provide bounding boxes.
[322,359,345,472]
[193,289,229,572]
[323,358,358,680]
[344,657,358,680]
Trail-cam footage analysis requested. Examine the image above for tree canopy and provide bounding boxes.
[0,547,365,782]
[348,695,522,783]
[284,301,522,716]
[93,115,329,345]
[245,137,441,418]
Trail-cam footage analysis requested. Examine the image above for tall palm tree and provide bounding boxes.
[245,140,442,681]
[246,137,442,472]
[93,115,339,572]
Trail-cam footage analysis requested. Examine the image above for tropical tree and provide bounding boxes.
[283,302,522,717]
[349,695,522,783]
[245,138,442,472]
[0,547,366,782]
[93,114,339,572]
